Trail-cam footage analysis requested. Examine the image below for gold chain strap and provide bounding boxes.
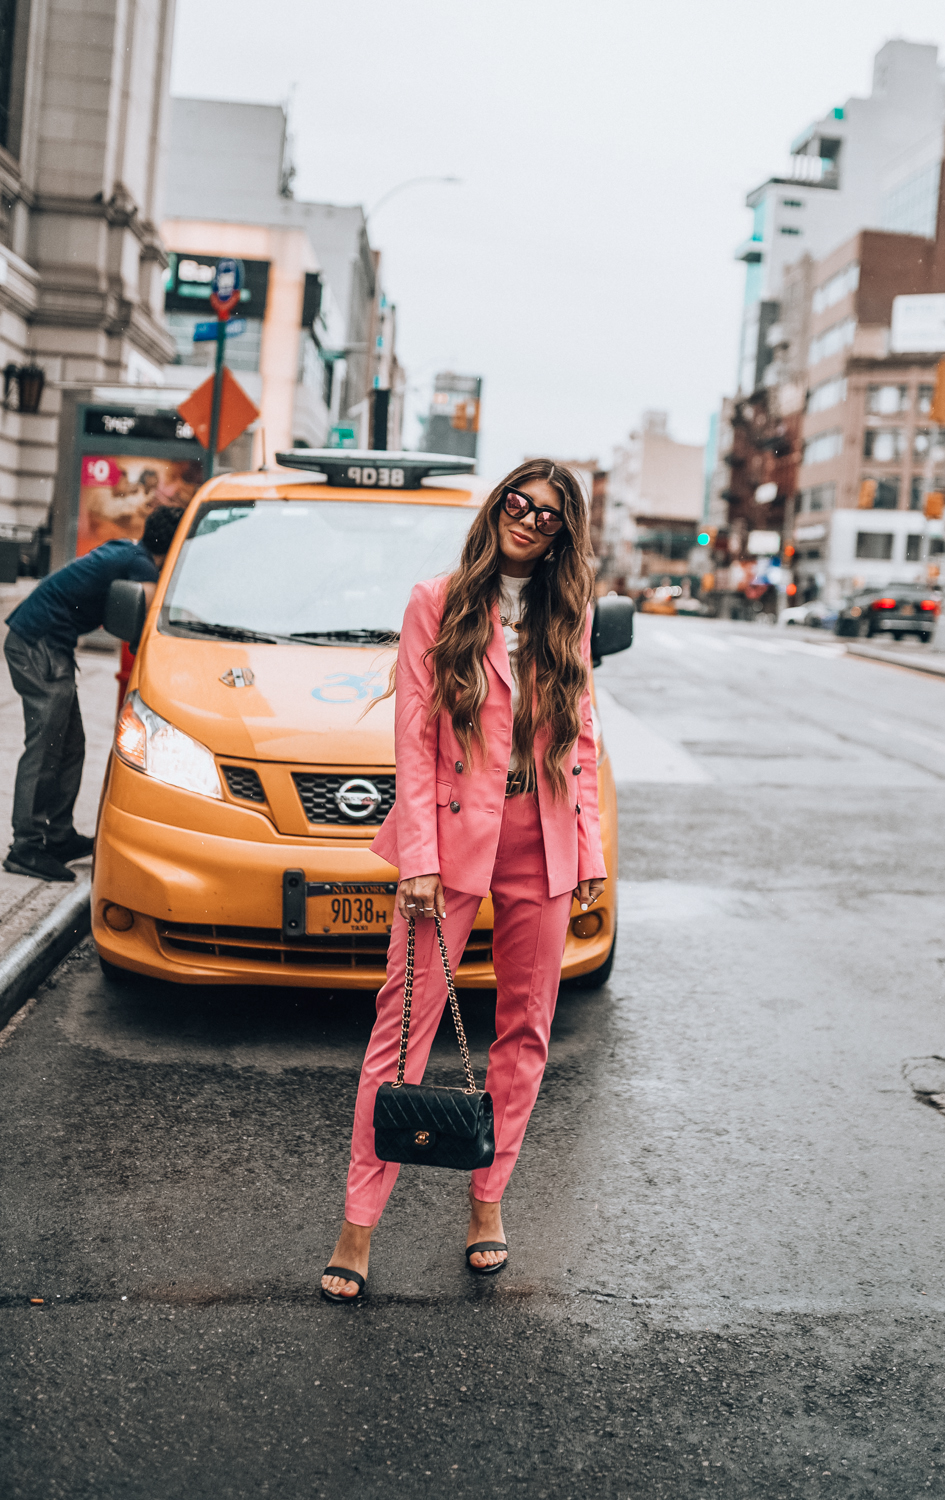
[393,915,477,1094]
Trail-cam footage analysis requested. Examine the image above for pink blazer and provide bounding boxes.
[371,576,607,899]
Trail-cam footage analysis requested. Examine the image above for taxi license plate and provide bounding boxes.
[900,603,914,615]
[307,882,395,935]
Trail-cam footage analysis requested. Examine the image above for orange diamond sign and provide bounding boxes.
[177,368,259,454]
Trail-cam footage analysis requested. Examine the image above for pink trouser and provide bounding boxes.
[344,792,574,1225]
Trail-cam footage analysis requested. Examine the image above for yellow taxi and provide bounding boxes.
[93,451,632,990]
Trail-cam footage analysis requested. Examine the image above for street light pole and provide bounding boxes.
[365,175,461,224]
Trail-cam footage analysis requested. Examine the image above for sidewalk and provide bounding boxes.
[0,579,120,966]
[845,639,945,678]
[776,622,945,679]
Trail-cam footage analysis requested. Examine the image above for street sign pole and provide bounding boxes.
[205,258,243,479]
[206,320,227,479]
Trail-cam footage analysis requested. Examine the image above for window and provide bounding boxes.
[918,385,935,414]
[932,538,945,556]
[809,318,856,366]
[865,385,908,415]
[913,429,945,463]
[812,264,859,315]
[872,478,900,510]
[780,226,802,236]
[0,0,27,155]
[912,475,945,509]
[808,377,847,414]
[804,430,842,465]
[856,532,894,560]
[810,483,835,512]
[798,483,836,512]
[906,534,923,562]
[863,428,904,461]
[880,161,941,240]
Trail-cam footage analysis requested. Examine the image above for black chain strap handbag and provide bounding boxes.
[373,914,496,1170]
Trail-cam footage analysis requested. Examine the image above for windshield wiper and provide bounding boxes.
[288,628,399,645]
[169,620,281,645]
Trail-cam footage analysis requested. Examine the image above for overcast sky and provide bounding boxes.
[170,0,944,479]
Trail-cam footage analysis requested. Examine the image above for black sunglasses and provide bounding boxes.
[501,488,565,537]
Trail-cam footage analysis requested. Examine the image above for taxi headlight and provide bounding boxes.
[115,690,222,800]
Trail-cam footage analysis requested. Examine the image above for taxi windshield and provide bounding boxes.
[159,498,473,643]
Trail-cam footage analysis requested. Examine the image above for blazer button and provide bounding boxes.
[450,800,461,813]
[455,760,464,773]
[572,765,582,775]
[576,803,582,813]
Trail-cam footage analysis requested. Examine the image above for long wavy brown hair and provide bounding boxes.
[428,459,594,799]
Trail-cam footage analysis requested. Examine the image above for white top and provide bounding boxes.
[498,573,527,770]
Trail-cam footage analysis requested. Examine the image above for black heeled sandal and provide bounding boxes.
[320,1266,366,1303]
[465,1241,509,1276]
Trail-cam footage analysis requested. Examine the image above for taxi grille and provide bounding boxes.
[293,773,396,826]
[222,765,266,803]
[157,921,493,970]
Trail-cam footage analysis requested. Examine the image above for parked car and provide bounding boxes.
[639,585,679,615]
[778,600,838,629]
[834,586,941,641]
[94,451,633,991]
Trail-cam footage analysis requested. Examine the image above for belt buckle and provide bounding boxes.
[505,772,523,798]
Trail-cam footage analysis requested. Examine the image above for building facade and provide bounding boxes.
[0,0,177,540]
[735,40,944,400]
[162,99,403,465]
[602,411,705,592]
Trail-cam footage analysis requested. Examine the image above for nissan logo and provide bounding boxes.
[334,777,382,821]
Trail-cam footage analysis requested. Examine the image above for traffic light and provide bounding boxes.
[858,479,877,509]
[782,542,795,561]
[931,359,945,425]
[697,527,717,547]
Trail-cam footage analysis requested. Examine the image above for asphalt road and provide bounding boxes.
[2,614,944,1499]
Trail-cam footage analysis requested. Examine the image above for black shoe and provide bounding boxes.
[465,1241,509,1276]
[320,1266,366,1304]
[47,832,95,863]
[3,847,76,882]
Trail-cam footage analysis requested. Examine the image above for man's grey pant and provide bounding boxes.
[4,630,85,854]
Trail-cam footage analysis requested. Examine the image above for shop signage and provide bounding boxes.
[890,294,945,353]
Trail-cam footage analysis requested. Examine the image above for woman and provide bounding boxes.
[322,459,607,1301]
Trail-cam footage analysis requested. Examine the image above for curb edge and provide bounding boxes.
[0,876,92,1030]
[844,643,945,679]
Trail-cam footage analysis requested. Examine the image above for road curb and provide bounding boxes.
[0,876,91,1030]
[845,642,945,679]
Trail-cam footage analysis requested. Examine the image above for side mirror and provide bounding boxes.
[591,595,634,666]
[104,579,148,652]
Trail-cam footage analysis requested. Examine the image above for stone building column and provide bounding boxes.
[0,0,177,530]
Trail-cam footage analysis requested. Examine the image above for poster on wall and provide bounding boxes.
[76,456,204,557]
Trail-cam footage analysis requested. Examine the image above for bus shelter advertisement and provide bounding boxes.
[77,455,204,557]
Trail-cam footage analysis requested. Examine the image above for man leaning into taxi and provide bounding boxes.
[3,506,184,883]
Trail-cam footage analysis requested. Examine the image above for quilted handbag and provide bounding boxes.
[373,914,495,1170]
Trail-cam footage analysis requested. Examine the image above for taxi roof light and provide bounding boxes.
[274,449,476,490]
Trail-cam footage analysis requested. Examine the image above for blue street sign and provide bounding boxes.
[212,258,242,300]
[193,318,246,342]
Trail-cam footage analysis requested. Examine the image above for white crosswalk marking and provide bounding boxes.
[647,627,845,661]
